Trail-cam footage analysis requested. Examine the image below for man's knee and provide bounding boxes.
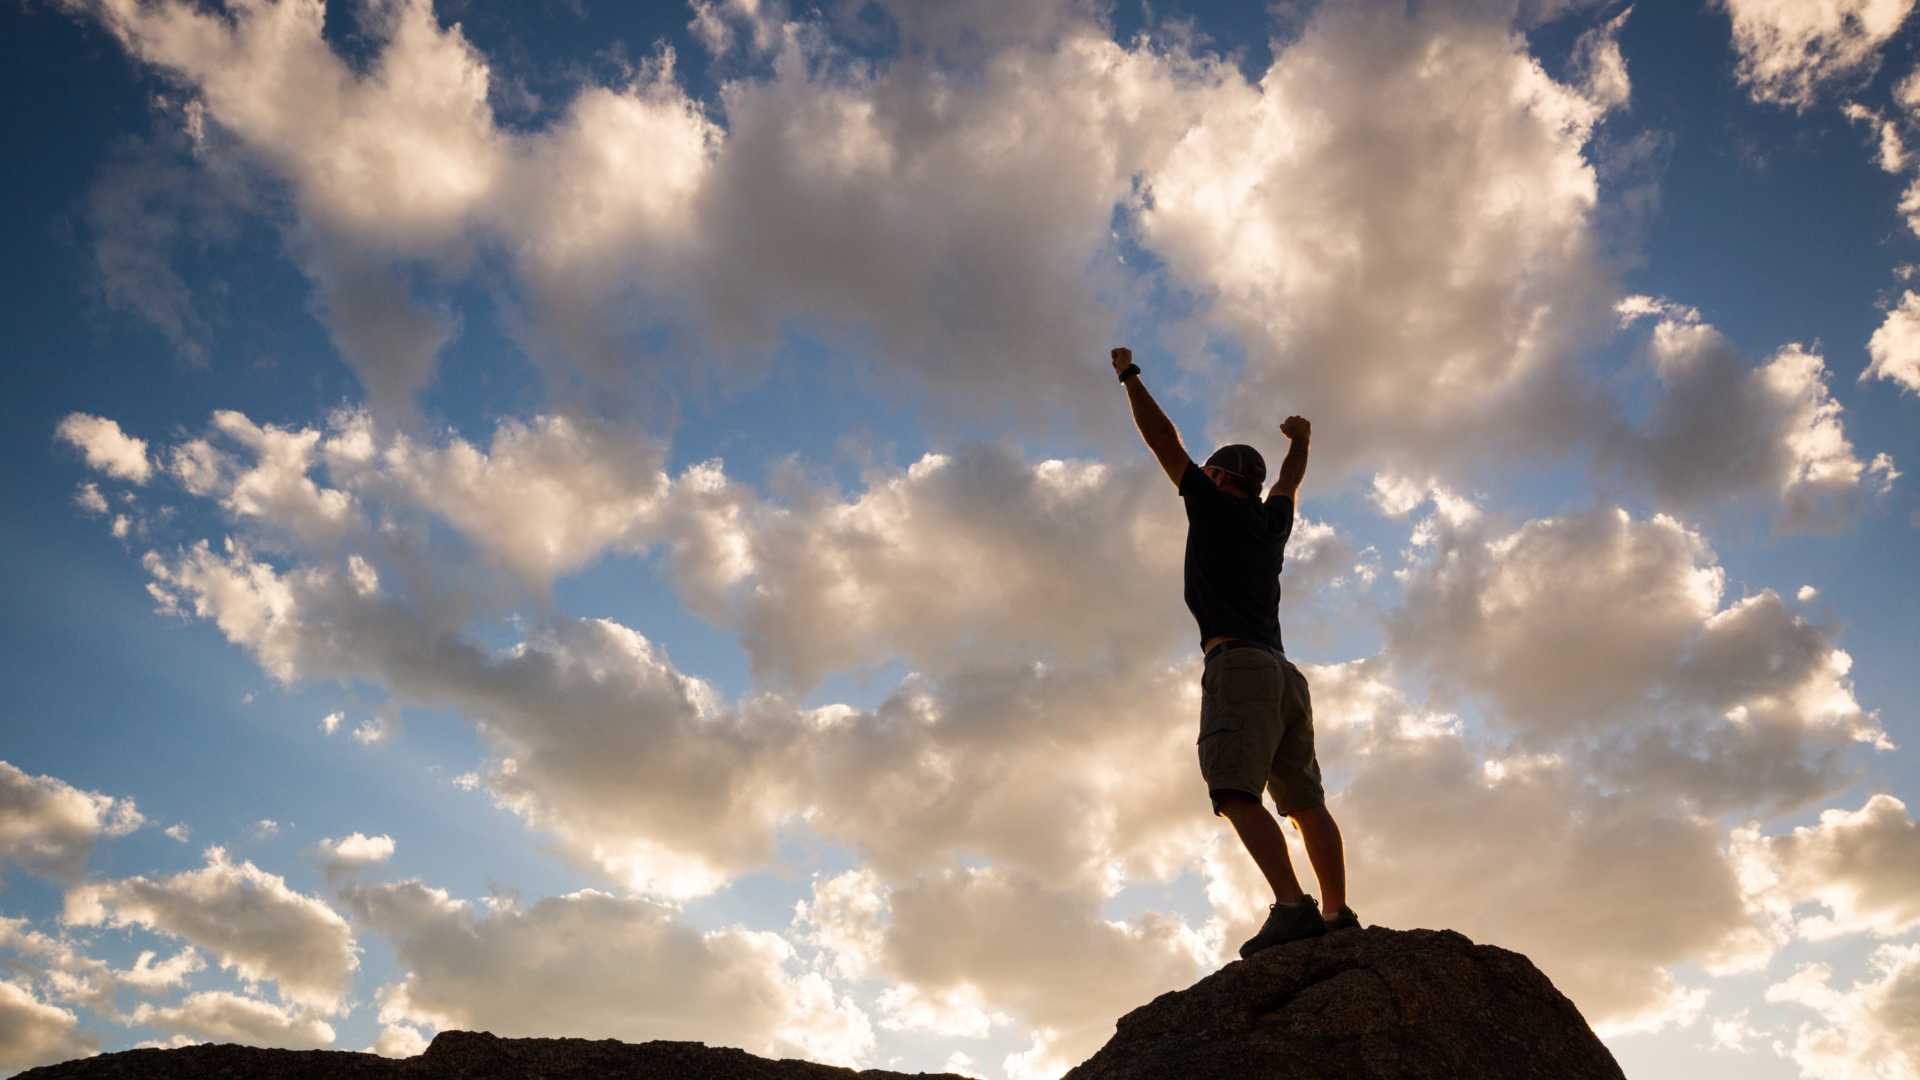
[1286,802,1334,827]
[1211,788,1263,818]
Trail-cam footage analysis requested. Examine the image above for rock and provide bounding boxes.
[1067,926,1625,1080]
[13,1030,971,1080]
[404,1031,971,1079]
[16,928,1619,1080]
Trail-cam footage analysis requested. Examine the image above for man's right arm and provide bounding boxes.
[1112,347,1192,489]
[1271,415,1310,503]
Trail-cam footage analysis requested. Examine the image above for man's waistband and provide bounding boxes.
[1203,638,1285,665]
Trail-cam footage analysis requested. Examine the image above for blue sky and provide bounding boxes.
[5,1,1920,1077]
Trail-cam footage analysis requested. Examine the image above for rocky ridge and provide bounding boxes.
[17,927,1622,1080]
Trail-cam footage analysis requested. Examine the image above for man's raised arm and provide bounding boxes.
[1271,415,1310,502]
[1111,347,1192,489]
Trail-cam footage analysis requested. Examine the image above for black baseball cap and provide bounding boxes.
[1204,444,1266,488]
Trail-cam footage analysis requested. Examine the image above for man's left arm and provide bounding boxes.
[1270,416,1310,503]
[1111,347,1194,490]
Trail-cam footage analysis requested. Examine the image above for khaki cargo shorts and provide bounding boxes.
[1198,644,1324,817]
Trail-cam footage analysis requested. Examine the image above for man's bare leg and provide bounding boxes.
[1289,804,1347,918]
[1219,798,1306,904]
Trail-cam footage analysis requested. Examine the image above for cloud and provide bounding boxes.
[1383,502,1886,813]
[1866,289,1920,393]
[1573,7,1633,110]
[1732,794,1920,941]
[73,483,109,516]
[1719,0,1916,108]
[142,521,1230,897]
[1766,943,1920,1079]
[1368,473,1436,518]
[649,446,1193,688]
[127,990,336,1050]
[1843,101,1908,171]
[61,846,359,1014]
[0,760,144,882]
[793,869,890,983]
[114,947,207,993]
[55,413,153,484]
[340,881,873,1066]
[170,412,361,551]
[80,105,261,366]
[350,715,392,746]
[0,918,118,1013]
[62,0,1645,479]
[128,411,1359,901]
[315,833,396,880]
[0,980,97,1074]
[794,867,1208,1067]
[1706,1008,1763,1054]
[2,916,205,1016]
[1134,1,1622,478]
[1611,310,1892,530]
[367,1022,429,1058]
[141,406,1363,689]
[63,0,1216,430]
[152,407,673,596]
[73,0,499,412]
[321,410,670,588]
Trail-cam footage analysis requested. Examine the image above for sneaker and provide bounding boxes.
[1238,896,1327,958]
[1322,905,1361,932]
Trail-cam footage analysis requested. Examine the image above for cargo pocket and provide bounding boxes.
[1198,702,1241,743]
[1197,673,1242,745]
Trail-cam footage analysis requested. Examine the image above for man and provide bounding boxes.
[1110,346,1358,958]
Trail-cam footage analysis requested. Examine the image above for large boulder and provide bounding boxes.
[1067,926,1625,1080]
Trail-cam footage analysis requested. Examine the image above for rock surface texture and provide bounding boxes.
[17,928,1620,1080]
[1068,926,1626,1080]
[13,1031,970,1080]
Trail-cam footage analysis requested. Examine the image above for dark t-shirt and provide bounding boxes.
[1179,461,1292,652]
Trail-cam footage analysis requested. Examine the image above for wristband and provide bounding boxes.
[1117,363,1141,383]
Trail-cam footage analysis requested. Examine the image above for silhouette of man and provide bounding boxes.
[1110,346,1359,958]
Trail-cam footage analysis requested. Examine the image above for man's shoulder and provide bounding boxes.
[1176,460,1209,496]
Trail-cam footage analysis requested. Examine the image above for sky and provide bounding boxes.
[3,0,1920,1077]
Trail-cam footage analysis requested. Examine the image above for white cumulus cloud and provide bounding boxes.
[55,413,153,484]
[1720,0,1916,108]
[1733,794,1920,941]
[1766,943,1920,1079]
[316,832,396,880]
[128,990,336,1050]
[340,881,874,1066]
[1616,312,1892,531]
[61,846,359,1015]
[0,760,144,882]
[0,979,98,1073]
[1866,288,1920,392]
